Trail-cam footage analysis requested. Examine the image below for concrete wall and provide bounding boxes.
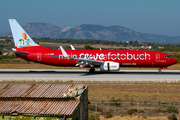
[80,86,88,120]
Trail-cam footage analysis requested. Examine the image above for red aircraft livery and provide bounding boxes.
[9,19,178,73]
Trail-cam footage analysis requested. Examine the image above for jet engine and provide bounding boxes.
[100,61,119,71]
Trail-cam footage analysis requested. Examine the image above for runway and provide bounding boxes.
[0,69,180,82]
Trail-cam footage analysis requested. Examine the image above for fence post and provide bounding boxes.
[95,102,97,112]
[131,98,133,105]
[137,103,139,120]
[179,105,180,120]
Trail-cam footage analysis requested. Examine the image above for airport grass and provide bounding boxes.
[87,81,180,120]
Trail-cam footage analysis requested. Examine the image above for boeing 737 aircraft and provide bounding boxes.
[8,19,178,73]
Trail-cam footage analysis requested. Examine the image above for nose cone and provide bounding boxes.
[171,58,178,65]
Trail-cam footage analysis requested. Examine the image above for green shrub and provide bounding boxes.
[161,102,168,105]
[167,106,179,113]
[127,108,137,115]
[167,114,177,120]
[89,114,100,120]
[109,97,121,106]
[88,104,102,112]
[104,112,113,118]
[160,109,167,113]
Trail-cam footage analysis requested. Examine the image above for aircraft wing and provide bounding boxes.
[60,46,103,67]
[74,58,103,67]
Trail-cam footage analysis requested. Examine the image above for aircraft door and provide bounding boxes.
[156,53,160,62]
[37,53,41,61]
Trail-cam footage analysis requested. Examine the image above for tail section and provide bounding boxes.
[9,19,39,48]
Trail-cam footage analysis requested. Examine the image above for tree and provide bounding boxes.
[122,42,128,47]
[84,45,98,50]
[5,39,11,44]
[0,50,2,55]
[129,40,133,45]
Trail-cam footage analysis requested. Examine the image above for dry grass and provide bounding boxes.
[87,81,180,102]
[39,42,138,49]
[99,116,171,120]
[87,81,180,120]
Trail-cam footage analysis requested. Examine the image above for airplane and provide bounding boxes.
[8,19,178,73]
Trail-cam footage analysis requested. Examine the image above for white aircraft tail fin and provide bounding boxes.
[9,19,39,48]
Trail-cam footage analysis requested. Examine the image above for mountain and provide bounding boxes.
[1,23,62,38]
[1,23,180,43]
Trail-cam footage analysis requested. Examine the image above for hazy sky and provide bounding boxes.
[0,0,180,36]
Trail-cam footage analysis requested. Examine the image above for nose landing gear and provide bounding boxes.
[158,67,168,73]
[158,69,162,73]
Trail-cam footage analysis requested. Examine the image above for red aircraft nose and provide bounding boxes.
[171,58,178,65]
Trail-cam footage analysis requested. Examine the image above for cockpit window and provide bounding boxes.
[165,55,171,58]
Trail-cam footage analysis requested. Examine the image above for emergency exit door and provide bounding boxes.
[37,53,41,61]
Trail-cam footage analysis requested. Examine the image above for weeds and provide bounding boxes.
[104,112,113,118]
[89,114,100,120]
[167,106,179,113]
[88,104,102,112]
[127,108,137,115]
[109,97,121,106]
[167,114,178,120]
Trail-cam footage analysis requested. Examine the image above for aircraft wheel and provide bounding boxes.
[89,68,95,73]
[158,69,162,73]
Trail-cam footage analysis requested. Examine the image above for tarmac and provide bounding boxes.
[0,69,180,82]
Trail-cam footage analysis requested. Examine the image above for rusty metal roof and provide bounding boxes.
[0,100,79,116]
[0,83,84,98]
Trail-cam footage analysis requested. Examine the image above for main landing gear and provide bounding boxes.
[158,68,162,73]
[89,67,95,73]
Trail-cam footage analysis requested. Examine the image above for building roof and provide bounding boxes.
[0,100,80,116]
[0,83,84,98]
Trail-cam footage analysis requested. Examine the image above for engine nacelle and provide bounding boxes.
[100,61,119,71]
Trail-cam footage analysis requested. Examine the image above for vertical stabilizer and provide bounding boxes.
[9,19,39,48]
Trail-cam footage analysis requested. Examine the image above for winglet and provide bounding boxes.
[70,45,76,50]
[60,46,70,58]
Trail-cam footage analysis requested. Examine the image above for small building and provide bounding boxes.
[148,46,152,49]
[0,83,88,120]
[140,45,145,48]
